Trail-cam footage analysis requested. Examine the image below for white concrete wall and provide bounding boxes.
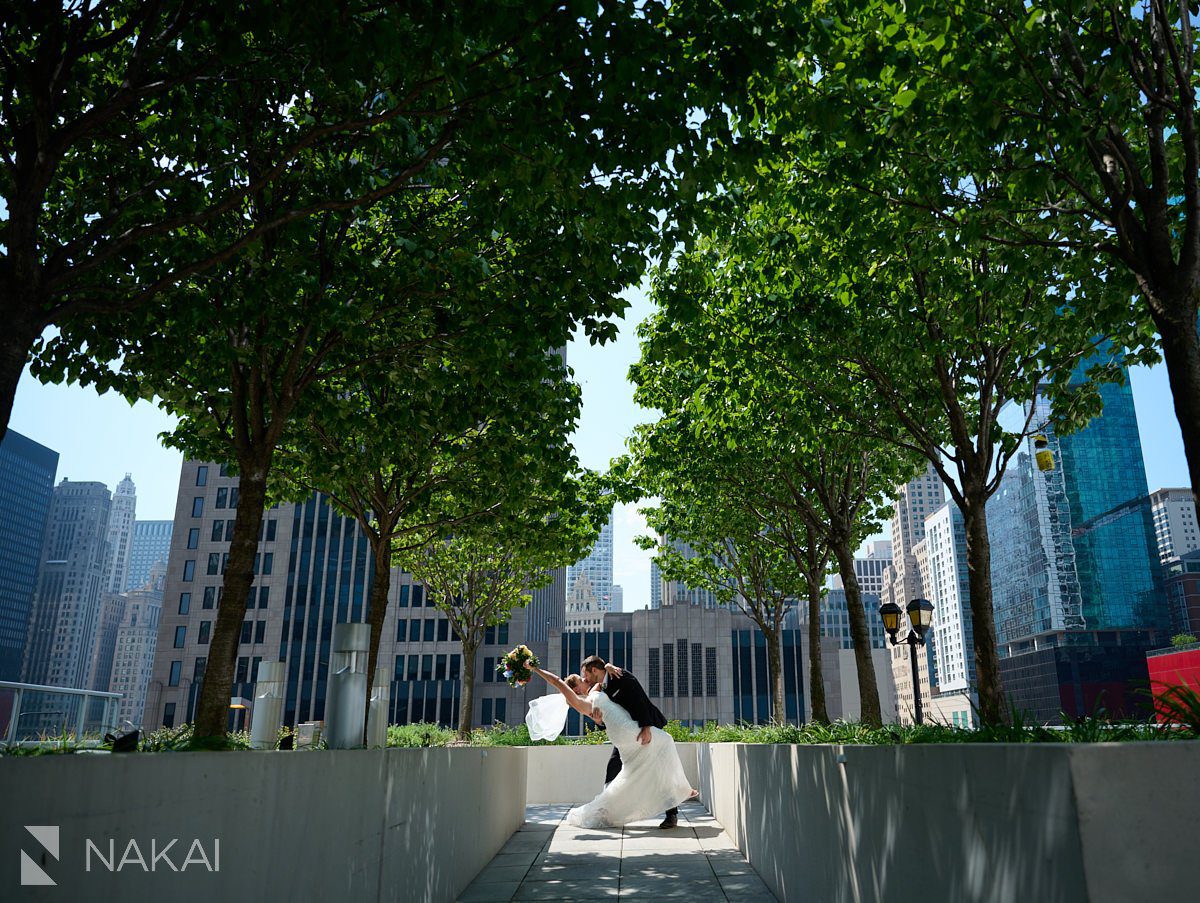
[526,742,700,803]
[698,741,1200,903]
[0,747,525,902]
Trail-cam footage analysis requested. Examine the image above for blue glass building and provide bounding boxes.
[0,430,59,681]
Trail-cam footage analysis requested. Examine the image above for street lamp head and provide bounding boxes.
[878,601,903,640]
[906,598,935,640]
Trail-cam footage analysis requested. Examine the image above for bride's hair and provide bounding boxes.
[565,674,584,692]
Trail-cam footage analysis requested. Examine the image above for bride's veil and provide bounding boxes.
[525,692,571,741]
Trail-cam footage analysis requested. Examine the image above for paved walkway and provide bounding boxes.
[457,801,777,901]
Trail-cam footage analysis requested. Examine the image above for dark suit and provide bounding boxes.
[600,670,677,819]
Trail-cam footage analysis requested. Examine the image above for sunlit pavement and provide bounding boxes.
[457,800,777,901]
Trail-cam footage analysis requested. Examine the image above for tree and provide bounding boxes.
[625,444,803,724]
[280,341,583,742]
[631,275,912,728]
[401,477,604,740]
[774,0,1200,502]
[669,173,1139,725]
[2,0,807,441]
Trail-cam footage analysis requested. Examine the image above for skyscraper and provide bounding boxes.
[660,538,720,609]
[1149,487,1200,566]
[650,560,663,610]
[567,504,615,610]
[148,461,546,731]
[924,503,975,694]
[881,463,944,613]
[989,375,1167,720]
[102,474,136,594]
[109,575,163,729]
[126,520,174,591]
[22,480,112,689]
[0,429,58,681]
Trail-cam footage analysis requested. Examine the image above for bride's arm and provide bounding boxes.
[533,667,594,717]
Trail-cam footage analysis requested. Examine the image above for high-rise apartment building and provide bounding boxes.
[0,429,58,681]
[148,462,561,732]
[127,520,174,592]
[650,560,663,610]
[1149,487,1200,566]
[567,505,615,610]
[102,474,136,595]
[108,569,163,729]
[881,464,944,614]
[924,504,975,694]
[22,480,112,689]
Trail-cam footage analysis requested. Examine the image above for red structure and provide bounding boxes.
[1146,644,1200,723]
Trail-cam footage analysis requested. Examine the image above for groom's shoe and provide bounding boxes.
[659,812,678,830]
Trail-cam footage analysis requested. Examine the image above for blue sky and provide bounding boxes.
[9,291,1190,611]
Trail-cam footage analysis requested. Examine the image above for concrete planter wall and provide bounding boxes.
[525,742,700,803]
[0,747,525,902]
[698,742,1200,903]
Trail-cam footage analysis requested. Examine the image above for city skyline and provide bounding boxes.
[8,292,1194,611]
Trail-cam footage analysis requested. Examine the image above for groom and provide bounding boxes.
[582,654,680,829]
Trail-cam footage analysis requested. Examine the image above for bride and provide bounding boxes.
[530,666,698,828]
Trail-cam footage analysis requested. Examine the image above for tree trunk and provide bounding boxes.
[766,619,785,724]
[363,533,393,743]
[0,307,39,443]
[832,539,882,727]
[960,493,1006,726]
[193,458,271,741]
[457,641,478,741]
[806,579,829,723]
[1155,303,1200,510]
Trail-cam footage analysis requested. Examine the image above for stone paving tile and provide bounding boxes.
[458,804,775,902]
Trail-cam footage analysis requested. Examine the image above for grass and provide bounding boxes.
[7,685,1198,755]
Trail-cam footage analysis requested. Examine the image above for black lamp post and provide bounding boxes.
[879,598,935,724]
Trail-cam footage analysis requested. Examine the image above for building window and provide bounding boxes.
[692,643,703,697]
[649,648,661,697]
[423,619,435,642]
[396,620,407,643]
[163,702,177,727]
[196,465,208,487]
[210,521,224,542]
[229,487,239,508]
[482,699,493,725]
[421,655,433,681]
[202,586,216,609]
[499,623,509,645]
[449,654,461,680]
[494,699,507,724]
[484,656,495,682]
[207,553,220,576]
[663,644,675,697]
[199,621,211,644]
[262,552,273,575]
[216,487,228,509]
[677,639,689,698]
[178,593,191,615]
[437,619,449,642]
[255,620,266,644]
[258,586,269,609]
[191,497,204,518]
[412,585,424,607]
[435,655,447,680]
[485,626,495,645]
[173,626,186,648]
[186,528,200,550]
[225,519,234,542]
[706,648,718,697]
[407,657,419,681]
[182,560,195,582]
[394,655,405,681]
[266,519,277,541]
[399,585,409,608]
[236,657,248,684]
[168,661,182,686]
[241,621,252,644]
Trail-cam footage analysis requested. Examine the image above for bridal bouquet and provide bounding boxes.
[498,644,539,687]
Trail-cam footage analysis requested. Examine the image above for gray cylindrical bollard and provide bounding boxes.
[249,661,287,750]
[324,622,370,749]
[366,666,391,749]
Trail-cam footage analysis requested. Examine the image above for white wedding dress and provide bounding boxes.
[565,690,695,829]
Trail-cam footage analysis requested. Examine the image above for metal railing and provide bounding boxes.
[0,680,123,744]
